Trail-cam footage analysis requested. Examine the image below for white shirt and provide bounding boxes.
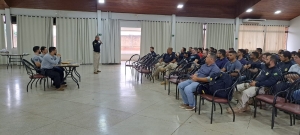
[288,64,300,74]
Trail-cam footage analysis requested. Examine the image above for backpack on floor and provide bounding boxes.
[202,72,234,99]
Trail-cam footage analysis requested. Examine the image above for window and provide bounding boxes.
[53,25,56,47]
[239,25,288,52]
[121,27,141,61]
[12,24,17,48]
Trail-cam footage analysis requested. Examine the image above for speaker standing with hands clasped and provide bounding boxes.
[93,35,102,74]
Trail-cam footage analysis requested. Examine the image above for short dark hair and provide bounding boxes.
[41,46,47,51]
[229,51,237,55]
[49,47,56,53]
[263,52,271,57]
[270,55,279,65]
[229,48,234,51]
[238,49,246,55]
[281,51,292,59]
[189,47,192,49]
[208,52,217,61]
[150,47,154,50]
[204,48,209,52]
[252,52,259,58]
[256,48,263,54]
[218,49,226,57]
[278,49,284,54]
[193,47,198,51]
[33,46,40,52]
[295,52,300,58]
[291,51,297,56]
[182,47,186,52]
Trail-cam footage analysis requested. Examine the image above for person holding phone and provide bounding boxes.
[93,35,102,74]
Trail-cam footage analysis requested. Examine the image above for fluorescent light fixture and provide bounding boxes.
[246,9,253,12]
[177,4,184,9]
[99,0,105,3]
[275,10,281,14]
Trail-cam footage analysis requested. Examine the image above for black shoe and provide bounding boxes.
[296,115,300,120]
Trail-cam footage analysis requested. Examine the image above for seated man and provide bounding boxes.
[216,49,229,69]
[273,52,300,95]
[221,51,242,75]
[41,47,66,91]
[177,47,187,62]
[244,49,250,61]
[153,47,176,78]
[278,51,294,74]
[178,53,220,111]
[229,54,281,113]
[150,47,157,57]
[244,52,261,73]
[188,48,201,69]
[31,46,43,68]
[40,46,48,58]
[237,49,248,65]
[199,50,208,65]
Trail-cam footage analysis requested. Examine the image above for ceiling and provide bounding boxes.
[0,0,300,20]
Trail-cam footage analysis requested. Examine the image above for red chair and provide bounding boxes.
[22,59,48,92]
[196,76,239,124]
[271,79,300,129]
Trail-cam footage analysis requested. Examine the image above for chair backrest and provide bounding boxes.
[129,54,140,62]
[22,59,35,76]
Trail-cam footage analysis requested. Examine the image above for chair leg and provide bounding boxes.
[271,107,275,129]
[175,85,178,99]
[198,97,201,115]
[211,102,214,124]
[141,73,143,84]
[194,94,197,113]
[290,114,293,126]
[293,114,296,125]
[202,98,205,105]
[228,102,235,122]
[27,79,33,92]
[218,103,223,114]
[31,79,36,89]
[213,103,216,111]
[35,78,40,87]
[254,99,257,118]
[168,81,171,95]
[44,78,46,91]
[260,101,262,109]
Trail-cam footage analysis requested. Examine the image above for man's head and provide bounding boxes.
[49,47,57,55]
[217,49,226,58]
[209,47,214,52]
[181,47,186,53]
[33,46,40,54]
[192,48,198,54]
[256,48,263,54]
[228,51,237,61]
[203,50,208,57]
[198,48,203,53]
[205,53,217,65]
[183,52,189,58]
[250,52,259,60]
[292,51,297,59]
[189,47,192,52]
[41,46,48,54]
[95,35,99,41]
[229,48,234,51]
[262,52,271,63]
[265,54,277,68]
[167,47,173,54]
[293,52,300,65]
[278,49,284,55]
[279,51,292,62]
[238,49,246,57]
[298,49,300,53]
[150,47,154,52]
[245,49,249,54]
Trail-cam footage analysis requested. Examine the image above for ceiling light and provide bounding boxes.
[246,9,253,12]
[99,0,105,3]
[275,10,281,14]
[177,4,184,9]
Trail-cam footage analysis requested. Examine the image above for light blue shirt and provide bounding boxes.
[41,54,61,69]
[40,53,46,58]
[223,60,242,72]
[196,63,220,81]
[32,54,43,63]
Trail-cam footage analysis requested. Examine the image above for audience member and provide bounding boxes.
[237,49,248,65]
[41,47,66,91]
[278,51,293,74]
[153,47,176,79]
[197,48,203,58]
[150,47,157,57]
[199,50,208,65]
[216,49,229,69]
[229,54,281,113]
[40,46,48,58]
[221,51,242,74]
[178,53,220,111]
[31,46,43,68]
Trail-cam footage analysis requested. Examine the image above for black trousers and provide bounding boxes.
[45,69,61,88]
[53,67,64,82]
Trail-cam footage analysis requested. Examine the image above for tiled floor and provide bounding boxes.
[0,63,299,135]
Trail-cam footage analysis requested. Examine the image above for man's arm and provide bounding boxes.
[45,56,61,65]
[32,57,41,67]
[255,72,281,87]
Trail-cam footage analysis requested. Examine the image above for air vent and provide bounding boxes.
[243,19,266,24]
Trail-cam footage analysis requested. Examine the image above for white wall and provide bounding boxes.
[287,16,300,51]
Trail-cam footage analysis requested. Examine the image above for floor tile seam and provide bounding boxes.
[20,119,58,134]
[170,113,194,135]
[135,113,190,124]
